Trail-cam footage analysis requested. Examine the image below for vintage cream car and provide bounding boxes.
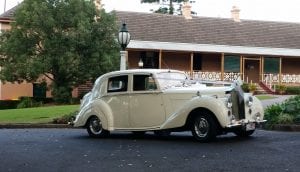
[73,69,265,142]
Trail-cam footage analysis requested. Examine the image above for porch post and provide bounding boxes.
[159,49,162,69]
[221,53,224,81]
[190,52,194,77]
[279,57,282,84]
[240,56,244,81]
[261,56,264,82]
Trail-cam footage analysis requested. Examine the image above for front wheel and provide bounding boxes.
[87,116,109,138]
[191,114,217,142]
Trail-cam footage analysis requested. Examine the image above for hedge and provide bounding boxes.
[285,86,300,95]
[0,100,20,110]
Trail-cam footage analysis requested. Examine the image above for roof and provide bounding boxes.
[2,5,300,53]
[115,11,300,50]
[0,5,19,20]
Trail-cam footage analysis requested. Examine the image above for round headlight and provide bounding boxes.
[227,97,232,108]
[247,96,253,107]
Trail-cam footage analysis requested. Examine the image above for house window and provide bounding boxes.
[193,53,202,71]
[107,75,128,93]
[140,51,159,69]
[264,57,279,73]
[133,75,157,91]
[33,83,47,98]
[224,55,240,72]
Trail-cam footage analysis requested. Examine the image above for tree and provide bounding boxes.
[141,0,186,15]
[0,0,119,103]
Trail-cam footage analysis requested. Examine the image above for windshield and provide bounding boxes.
[156,72,188,89]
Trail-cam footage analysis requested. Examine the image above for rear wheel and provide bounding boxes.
[191,113,217,142]
[87,116,109,138]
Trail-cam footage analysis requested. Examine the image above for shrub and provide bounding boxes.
[264,104,282,128]
[249,83,257,93]
[17,97,42,109]
[264,95,300,128]
[241,83,256,93]
[276,84,287,94]
[32,97,54,104]
[52,111,78,124]
[0,100,20,110]
[241,83,249,92]
[282,95,300,120]
[277,113,294,124]
[285,86,300,95]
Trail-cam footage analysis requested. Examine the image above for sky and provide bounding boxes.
[1,0,300,23]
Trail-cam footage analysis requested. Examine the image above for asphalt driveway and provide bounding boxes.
[0,129,299,172]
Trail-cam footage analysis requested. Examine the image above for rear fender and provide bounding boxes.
[91,99,114,130]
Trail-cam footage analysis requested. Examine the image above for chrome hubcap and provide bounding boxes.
[194,117,209,138]
[89,117,102,134]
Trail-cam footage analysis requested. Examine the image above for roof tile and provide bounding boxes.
[116,11,300,49]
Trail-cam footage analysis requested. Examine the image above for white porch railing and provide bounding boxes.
[184,71,300,94]
[187,71,241,81]
[186,71,300,85]
[263,73,300,84]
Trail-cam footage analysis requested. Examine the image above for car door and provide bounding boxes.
[101,75,130,129]
[129,74,165,128]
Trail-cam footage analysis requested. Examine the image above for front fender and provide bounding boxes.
[161,96,229,129]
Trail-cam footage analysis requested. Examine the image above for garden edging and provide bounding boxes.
[0,123,72,129]
[267,124,300,132]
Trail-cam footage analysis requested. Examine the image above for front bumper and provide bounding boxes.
[226,119,267,128]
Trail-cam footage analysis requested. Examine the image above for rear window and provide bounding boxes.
[107,75,128,93]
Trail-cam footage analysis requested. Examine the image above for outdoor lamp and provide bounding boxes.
[118,22,131,70]
[138,58,144,68]
[118,22,131,51]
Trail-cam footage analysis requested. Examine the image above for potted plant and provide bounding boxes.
[248,83,257,94]
[277,84,287,95]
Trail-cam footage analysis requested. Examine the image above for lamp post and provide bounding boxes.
[118,22,131,70]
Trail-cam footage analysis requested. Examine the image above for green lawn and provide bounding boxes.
[255,95,277,100]
[0,105,79,124]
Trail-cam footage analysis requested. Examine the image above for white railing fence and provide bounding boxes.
[186,71,300,84]
[263,73,300,84]
[186,71,241,81]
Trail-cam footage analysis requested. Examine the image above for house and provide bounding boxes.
[0,3,80,100]
[1,2,300,100]
[116,4,300,88]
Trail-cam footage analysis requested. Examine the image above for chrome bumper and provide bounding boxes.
[226,120,267,128]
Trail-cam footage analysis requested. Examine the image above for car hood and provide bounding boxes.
[163,85,231,98]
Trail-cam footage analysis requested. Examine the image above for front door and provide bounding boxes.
[244,59,260,83]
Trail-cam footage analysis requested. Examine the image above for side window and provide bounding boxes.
[133,75,157,91]
[107,75,128,93]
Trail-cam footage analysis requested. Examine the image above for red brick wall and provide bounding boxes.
[128,51,140,69]
[282,58,300,74]
[201,53,221,71]
[161,52,190,71]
